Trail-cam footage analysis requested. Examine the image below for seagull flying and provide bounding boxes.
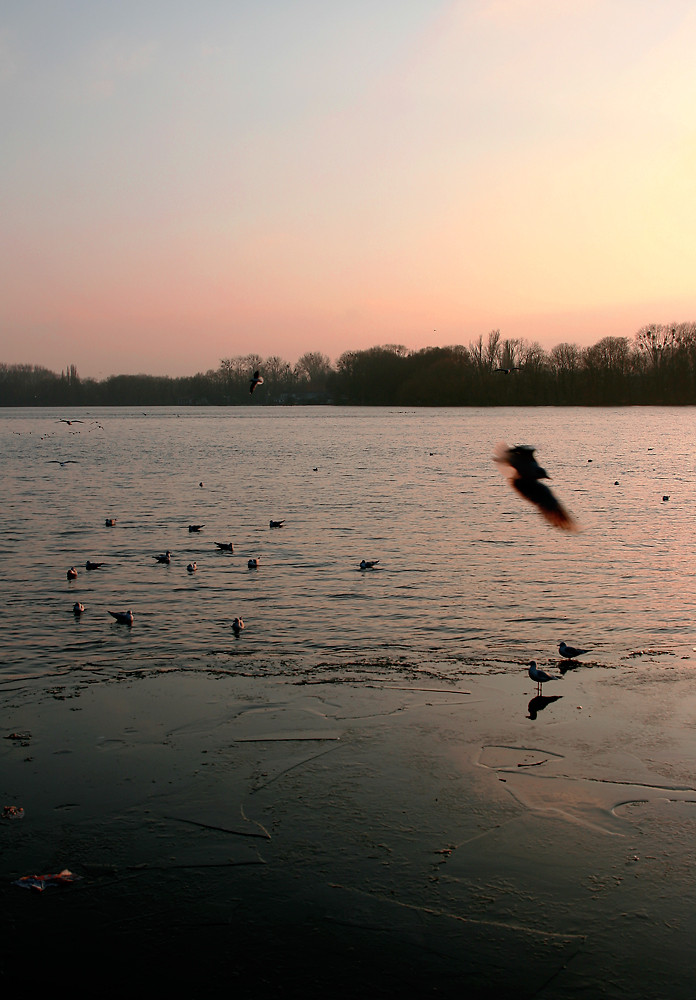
[250,370,264,394]
[528,660,563,693]
[494,444,577,531]
[558,641,590,660]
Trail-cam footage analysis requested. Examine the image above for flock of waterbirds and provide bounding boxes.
[52,393,590,683]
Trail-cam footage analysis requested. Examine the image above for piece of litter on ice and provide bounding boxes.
[3,806,24,820]
[13,869,81,891]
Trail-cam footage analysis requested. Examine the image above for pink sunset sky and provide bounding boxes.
[2,0,696,377]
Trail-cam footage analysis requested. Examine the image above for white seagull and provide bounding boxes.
[528,660,563,693]
[108,610,134,625]
[558,641,590,660]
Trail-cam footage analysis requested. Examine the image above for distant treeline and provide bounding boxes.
[3,325,696,406]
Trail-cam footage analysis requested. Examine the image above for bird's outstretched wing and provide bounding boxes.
[494,442,577,531]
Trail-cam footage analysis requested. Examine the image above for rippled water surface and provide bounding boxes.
[2,405,695,681]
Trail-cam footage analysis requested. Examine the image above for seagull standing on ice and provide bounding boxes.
[494,444,577,531]
[528,660,563,694]
[558,641,590,660]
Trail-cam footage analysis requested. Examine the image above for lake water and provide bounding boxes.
[1,405,694,684]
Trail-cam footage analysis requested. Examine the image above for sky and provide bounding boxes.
[2,0,696,378]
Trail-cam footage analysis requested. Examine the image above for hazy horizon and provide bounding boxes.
[2,1,696,378]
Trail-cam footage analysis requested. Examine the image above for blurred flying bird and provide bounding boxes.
[494,444,577,531]
[250,371,264,394]
[57,419,83,425]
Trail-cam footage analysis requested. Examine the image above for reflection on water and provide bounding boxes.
[1,405,695,681]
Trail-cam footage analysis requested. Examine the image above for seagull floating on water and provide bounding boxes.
[528,660,563,693]
[232,617,244,635]
[187,562,197,573]
[154,551,172,564]
[248,558,259,569]
[105,518,116,526]
[188,524,204,533]
[215,542,234,552]
[494,444,577,531]
[108,610,134,625]
[85,560,105,571]
[249,370,264,394]
[67,567,78,580]
[360,559,379,570]
[72,602,85,614]
[558,641,590,660]
[269,519,285,528]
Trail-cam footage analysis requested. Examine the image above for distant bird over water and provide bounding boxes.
[494,444,577,531]
[250,370,264,394]
[528,660,563,693]
[108,610,134,625]
[558,641,590,660]
[360,559,379,570]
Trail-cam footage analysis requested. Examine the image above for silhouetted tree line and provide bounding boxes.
[3,326,696,406]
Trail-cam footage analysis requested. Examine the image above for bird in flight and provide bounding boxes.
[250,370,264,394]
[494,444,577,531]
[57,419,83,425]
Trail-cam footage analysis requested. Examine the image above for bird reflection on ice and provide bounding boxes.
[527,694,563,720]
